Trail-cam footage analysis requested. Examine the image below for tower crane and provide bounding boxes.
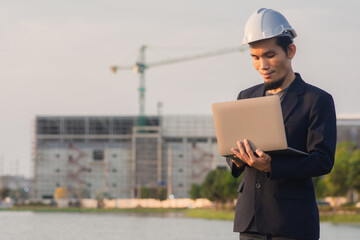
[110,45,247,126]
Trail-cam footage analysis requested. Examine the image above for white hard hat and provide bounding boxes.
[242,8,297,45]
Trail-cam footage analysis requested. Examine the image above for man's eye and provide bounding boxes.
[267,54,275,58]
[252,56,259,60]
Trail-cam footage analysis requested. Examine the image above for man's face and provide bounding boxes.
[249,38,294,91]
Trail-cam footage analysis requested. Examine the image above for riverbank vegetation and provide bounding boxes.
[313,142,360,203]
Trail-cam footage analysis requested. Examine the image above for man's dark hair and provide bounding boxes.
[275,35,293,55]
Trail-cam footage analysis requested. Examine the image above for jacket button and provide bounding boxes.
[255,183,262,189]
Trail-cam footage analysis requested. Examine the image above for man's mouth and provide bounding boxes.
[262,71,274,79]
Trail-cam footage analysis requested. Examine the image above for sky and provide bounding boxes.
[0,0,359,178]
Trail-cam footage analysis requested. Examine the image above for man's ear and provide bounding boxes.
[287,44,296,59]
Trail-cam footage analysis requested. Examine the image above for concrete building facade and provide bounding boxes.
[336,115,360,147]
[34,115,224,200]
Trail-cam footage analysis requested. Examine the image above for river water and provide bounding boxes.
[1,211,360,240]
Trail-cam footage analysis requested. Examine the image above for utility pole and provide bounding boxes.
[167,147,172,198]
[104,148,109,193]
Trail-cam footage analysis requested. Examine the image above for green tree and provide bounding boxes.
[155,187,167,201]
[95,191,112,201]
[0,187,11,200]
[140,187,150,198]
[323,141,355,197]
[222,170,242,200]
[312,176,327,199]
[347,149,360,202]
[201,169,226,203]
[189,184,202,200]
[201,169,241,206]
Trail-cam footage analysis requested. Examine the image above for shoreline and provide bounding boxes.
[1,207,360,223]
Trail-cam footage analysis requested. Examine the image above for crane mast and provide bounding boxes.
[137,45,147,126]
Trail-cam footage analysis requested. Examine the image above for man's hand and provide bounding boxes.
[231,139,271,172]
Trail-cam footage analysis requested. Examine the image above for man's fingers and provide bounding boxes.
[231,148,239,155]
[237,141,243,151]
[232,140,271,172]
[237,141,247,156]
[231,148,242,159]
[232,144,249,165]
[244,139,255,158]
[255,149,265,157]
[231,149,245,167]
[256,149,269,159]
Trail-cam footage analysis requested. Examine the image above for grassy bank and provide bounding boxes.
[186,209,360,223]
[1,206,233,220]
[185,209,234,221]
[2,207,360,223]
[320,214,360,223]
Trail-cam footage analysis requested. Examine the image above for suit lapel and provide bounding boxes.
[281,91,299,123]
[254,84,265,98]
[281,74,305,123]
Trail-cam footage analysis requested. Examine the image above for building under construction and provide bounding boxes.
[34,115,224,199]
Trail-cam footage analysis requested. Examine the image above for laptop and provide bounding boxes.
[211,95,308,158]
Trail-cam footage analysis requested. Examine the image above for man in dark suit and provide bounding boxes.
[227,8,337,240]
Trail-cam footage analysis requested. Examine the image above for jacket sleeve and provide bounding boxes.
[226,157,246,178]
[269,92,337,180]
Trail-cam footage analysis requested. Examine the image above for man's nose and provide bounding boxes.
[259,58,269,70]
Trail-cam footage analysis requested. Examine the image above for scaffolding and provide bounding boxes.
[131,126,162,198]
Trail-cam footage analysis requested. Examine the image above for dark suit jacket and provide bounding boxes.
[227,73,336,239]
